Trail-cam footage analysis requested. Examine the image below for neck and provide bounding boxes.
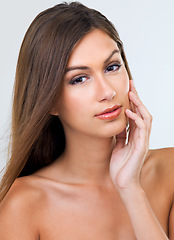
[57,131,116,186]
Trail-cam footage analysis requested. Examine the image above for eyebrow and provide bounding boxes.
[104,49,119,64]
[65,49,119,73]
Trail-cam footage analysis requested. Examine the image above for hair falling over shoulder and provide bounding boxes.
[0,1,132,202]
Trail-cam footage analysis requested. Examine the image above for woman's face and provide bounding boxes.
[54,29,130,138]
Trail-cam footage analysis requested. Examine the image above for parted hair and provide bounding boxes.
[0,1,132,202]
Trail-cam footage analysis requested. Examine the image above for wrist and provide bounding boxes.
[118,184,145,202]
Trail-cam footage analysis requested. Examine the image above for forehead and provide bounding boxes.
[67,29,120,67]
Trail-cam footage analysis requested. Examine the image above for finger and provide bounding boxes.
[129,93,143,119]
[114,128,127,151]
[129,80,136,113]
[130,80,139,96]
[125,109,148,144]
[128,91,152,134]
[127,116,138,144]
[128,80,152,139]
[129,80,142,118]
[130,80,151,121]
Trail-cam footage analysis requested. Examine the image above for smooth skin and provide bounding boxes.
[0,29,174,239]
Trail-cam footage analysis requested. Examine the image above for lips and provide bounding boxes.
[95,105,122,120]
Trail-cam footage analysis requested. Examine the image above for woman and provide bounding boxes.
[0,2,173,239]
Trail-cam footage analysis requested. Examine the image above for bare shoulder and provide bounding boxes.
[142,147,174,188]
[146,147,174,171]
[149,147,174,159]
[0,176,46,239]
[0,175,47,210]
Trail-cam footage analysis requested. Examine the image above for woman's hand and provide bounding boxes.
[109,80,152,194]
[109,80,169,239]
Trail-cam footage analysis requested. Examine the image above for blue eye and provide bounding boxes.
[105,63,122,73]
[69,76,89,85]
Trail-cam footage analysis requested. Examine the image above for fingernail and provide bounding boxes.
[126,109,132,114]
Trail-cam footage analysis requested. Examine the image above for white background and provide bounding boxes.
[0,0,174,173]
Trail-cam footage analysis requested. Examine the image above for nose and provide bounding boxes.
[95,75,116,102]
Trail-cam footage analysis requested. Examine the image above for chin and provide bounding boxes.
[111,124,127,137]
[98,118,128,138]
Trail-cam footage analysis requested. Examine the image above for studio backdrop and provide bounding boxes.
[0,0,174,173]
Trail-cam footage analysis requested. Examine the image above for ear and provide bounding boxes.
[50,105,59,116]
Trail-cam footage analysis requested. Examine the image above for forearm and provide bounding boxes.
[120,186,168,240]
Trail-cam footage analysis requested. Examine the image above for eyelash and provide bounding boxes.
[105,62,122,73]
[69,62,122,85]
[69,76,90,85]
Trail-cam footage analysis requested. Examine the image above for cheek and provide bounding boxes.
[122,68,130,92]
[116,70,129,95]
[124,79,130,109]
[116,71,130,108]
[59,90,88,118]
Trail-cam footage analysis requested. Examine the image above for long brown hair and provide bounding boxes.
[0,1,132,202]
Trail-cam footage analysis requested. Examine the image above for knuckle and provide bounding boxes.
[144,124,149,132]
[141,122,147,130]
[149,114,153,122]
